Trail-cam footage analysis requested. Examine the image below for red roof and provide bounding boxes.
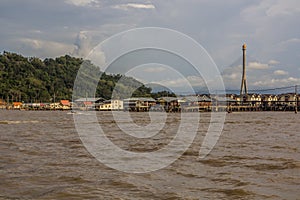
[83,101,93,106]
[60,100,70,106]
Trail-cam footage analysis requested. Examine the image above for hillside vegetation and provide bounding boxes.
[0,52,153,102]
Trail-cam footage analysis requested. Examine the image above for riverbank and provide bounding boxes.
[1,105,299,113]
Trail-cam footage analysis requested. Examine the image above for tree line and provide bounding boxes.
[0,52,174,103]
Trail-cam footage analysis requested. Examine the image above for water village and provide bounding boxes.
[1,92,299,112]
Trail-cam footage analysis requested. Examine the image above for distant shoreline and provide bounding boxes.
[1,106,298,113]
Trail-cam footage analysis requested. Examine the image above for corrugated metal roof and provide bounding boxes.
[75,97,105,102]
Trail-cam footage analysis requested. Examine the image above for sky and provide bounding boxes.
[1,0,300,92]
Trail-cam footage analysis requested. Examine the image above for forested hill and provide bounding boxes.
[0,51,152,102]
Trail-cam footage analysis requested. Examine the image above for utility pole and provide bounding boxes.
[54,92,56,111]
[215,90,218,112]
[85,91,88,111]
[6,95,9,109]
[295,85,298,114]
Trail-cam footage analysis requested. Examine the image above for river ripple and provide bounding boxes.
[0,110,299,199]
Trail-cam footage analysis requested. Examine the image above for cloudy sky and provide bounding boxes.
[1,0,300,91]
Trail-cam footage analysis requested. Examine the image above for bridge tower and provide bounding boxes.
[240,43,248,97]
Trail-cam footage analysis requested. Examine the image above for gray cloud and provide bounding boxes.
[65,0,100,7]
[112,3,155,11]
[73,31,91,57]
[274,70,288,76]
[0,0,299,89]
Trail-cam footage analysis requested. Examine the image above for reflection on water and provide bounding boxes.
[0,110,299,199]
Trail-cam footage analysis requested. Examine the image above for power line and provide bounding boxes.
[224,85,299,94]
[248,85,298,93]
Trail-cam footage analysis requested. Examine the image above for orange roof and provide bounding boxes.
[0,99,6,105]
[13,102,22,106]
[60,100,70,106]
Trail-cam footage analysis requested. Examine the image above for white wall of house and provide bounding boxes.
[99,103,111,110]
[111,100,123,110]
[245,94,261,106]
[278,94,296,106]
[100,100,123,111]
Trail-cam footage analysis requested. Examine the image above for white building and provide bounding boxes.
[99,100,123,111]
[245,94,262,106]
[278,94,296,106]
[261,94,278,106]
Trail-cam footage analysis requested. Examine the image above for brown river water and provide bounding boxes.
[0,110,299,199]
